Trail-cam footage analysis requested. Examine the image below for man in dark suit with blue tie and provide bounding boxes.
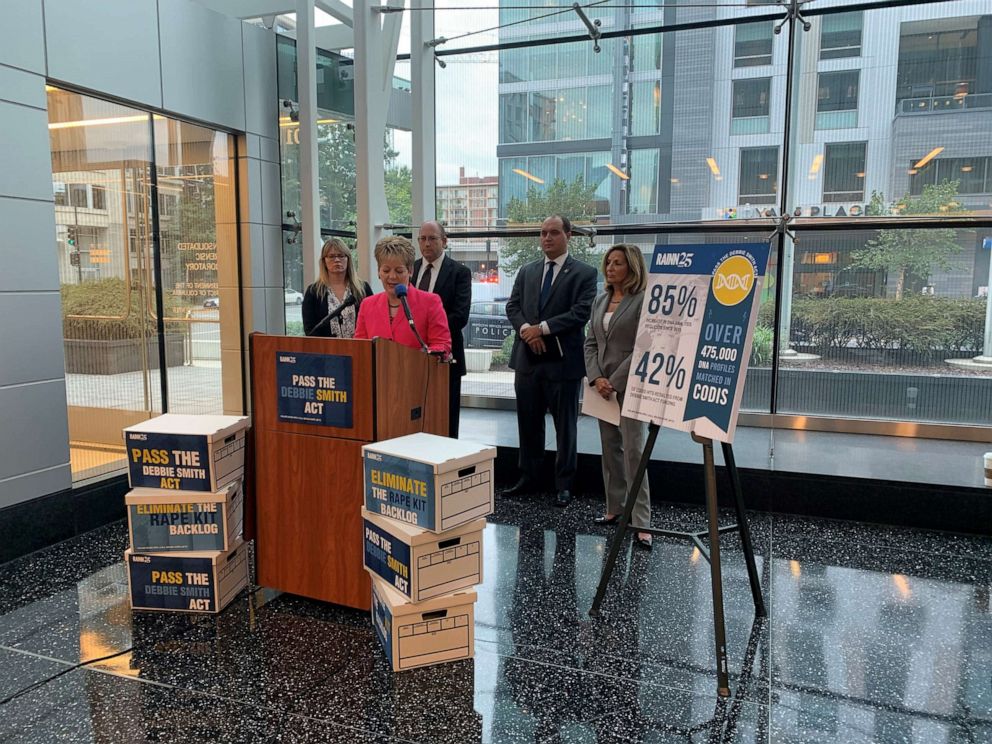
[504,215,597,506]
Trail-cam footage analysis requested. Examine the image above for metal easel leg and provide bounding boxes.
[589,422,660,618]
[721,441,767,617]
[698,436,731,697]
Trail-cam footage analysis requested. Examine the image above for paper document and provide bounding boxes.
[581,379,621,426]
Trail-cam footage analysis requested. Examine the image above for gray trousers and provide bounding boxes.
[598,402,651,529]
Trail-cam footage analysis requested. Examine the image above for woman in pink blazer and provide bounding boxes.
[355,235,452,354]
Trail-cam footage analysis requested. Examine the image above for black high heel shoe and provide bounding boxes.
[593,514,620,526]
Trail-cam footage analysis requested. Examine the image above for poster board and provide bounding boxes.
[622,243,771,443]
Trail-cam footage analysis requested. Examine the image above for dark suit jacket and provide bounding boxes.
[584,290,644,395]
[413,255,472,377]
[506,254,597,380]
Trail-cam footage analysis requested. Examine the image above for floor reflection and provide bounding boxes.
[0,494,989,743]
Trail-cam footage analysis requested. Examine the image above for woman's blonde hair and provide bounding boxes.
[373,235,416,271]
[602,244,647,295]
[315,237,366,301]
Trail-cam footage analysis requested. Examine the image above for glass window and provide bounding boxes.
[817,71,859,112]
[733,78,771,119]
[820,12,863,60]
[739,147,779,205]
[48,87,241,484]
[530,91,556,142]
[628,149,659,214]
[586,85,612,139]
[731,77,771,134]
[735,22,774,67]
[91,185,106,211]
[630,81,662,136]
[631,33,662,73]
[823,142,866,202]
[896,20,979,102]
[499,47,527,84]
[70,184,88,208]
[500,93,528,144]
[557,87,586,141]
[910,157,992,196]
[816,70,859,129]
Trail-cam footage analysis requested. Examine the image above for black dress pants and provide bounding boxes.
[514,370,580,490]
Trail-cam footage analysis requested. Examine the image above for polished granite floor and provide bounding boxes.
[0,492,990,743]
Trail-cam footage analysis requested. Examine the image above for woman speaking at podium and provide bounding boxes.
[355,235,451,354]
[302,238,373,337]
[584,244,652,549]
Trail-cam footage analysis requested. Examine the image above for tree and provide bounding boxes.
[500,177,600,275]
[853,181,964,299]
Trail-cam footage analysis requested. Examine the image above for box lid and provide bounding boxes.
[126,480,240,506]
[126,536,245,563]
[371,573,476,616]
[124,413,248,441]
[362,508,485,546]
[363,433,496,474]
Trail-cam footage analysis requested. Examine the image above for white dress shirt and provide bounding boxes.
[524,251,568,336]
[415,254,446,293]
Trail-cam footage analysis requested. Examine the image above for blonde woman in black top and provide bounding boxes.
[302,238,373,337]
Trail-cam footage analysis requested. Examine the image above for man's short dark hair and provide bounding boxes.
[547,214,572,234]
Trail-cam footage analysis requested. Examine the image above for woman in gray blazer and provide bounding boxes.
[584,244,653,548]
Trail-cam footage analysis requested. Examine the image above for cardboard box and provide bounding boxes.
[363,508,484,602]
[363,433,495,532]
[126,480,243,553]
[124,414,248,492]
[126,539,248,614]
[371,575,476,671]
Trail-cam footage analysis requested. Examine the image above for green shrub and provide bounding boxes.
[785,296,984,358]
[491,333,515,366]
[285,320,304,336]
[62,279,179,340]
[749,325,774,367]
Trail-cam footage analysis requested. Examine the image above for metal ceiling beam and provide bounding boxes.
[315,0,353,27]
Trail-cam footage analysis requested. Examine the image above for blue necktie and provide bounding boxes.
[539,261,554,310]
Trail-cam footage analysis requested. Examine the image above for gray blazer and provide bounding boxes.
[583,290,644,395]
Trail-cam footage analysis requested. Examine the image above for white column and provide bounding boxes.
[411,0,436,227]
[354,0,403,284]
[297,0,321,289]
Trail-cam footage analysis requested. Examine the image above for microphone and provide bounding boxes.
[308,294,357,336]
[394,284,429,352]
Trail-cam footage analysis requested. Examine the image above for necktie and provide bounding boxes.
[418,263,433,292]
[539,261,554,310]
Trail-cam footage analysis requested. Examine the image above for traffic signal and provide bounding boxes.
[69,251,80,267]
[66,226,77,247]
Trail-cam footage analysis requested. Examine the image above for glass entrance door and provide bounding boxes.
[48,87,241,484]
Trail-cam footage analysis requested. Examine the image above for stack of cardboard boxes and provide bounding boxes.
[361,433,496,671]
[122,414,250,614]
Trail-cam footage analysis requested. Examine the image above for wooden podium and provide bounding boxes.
[247,334,449,609]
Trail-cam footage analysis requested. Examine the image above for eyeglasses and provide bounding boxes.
[324,255,348,262]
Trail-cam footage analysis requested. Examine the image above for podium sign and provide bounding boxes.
[276,351,353,428]
[622,243,770,443]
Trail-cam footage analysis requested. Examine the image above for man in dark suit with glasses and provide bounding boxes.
[413,220,473,438]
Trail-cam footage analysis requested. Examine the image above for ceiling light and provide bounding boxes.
[605,163,629,180]
[809,154,824,175]
[913,146,944,170]
[855,172,865,178]
[758,173,768,180]
[705,157,721,177]
[961,165,973,173]
[49,114,151,130]
[512,168,544,184]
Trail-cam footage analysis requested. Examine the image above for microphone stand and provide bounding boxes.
[307,296,356,336]
[395,286,429,353]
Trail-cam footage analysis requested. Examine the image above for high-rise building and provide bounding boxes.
[497,2,992,298]
[437,166,500,278]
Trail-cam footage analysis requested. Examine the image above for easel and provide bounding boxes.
[588,422,767,698]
